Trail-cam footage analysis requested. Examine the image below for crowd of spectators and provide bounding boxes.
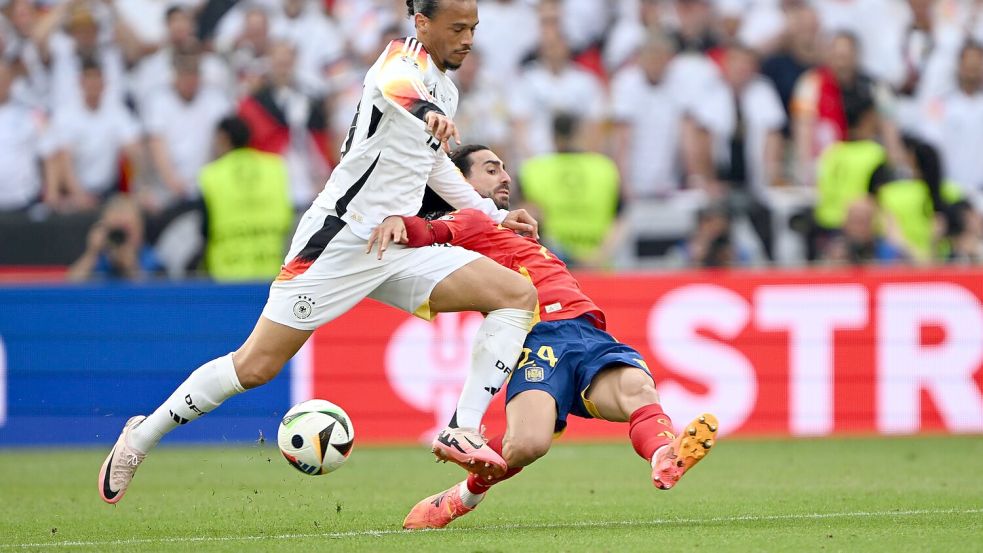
[2,0,983,280]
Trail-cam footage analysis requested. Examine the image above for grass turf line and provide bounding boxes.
[1,436,981,552]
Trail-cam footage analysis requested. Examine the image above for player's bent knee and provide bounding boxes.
[505,434,552,467]
[500,277,538,312]
[619,376,661,414]
[232,349,285,389]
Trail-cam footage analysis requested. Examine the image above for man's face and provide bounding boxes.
[167,10,194,45]
[958,47,983,92]
[726,48,757,90]
[270,42,296,84]
[465,149,512,210]
[418,0,478,71]
[828,35,857,78]
[284,0,305,18]
[639,42,672,81]
[539,23,569,68]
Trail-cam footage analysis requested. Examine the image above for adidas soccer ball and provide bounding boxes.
[277,399,354,475]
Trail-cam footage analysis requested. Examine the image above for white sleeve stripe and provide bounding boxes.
[401,38,412,54]
[412,81,431,101]
[413,40,424,59]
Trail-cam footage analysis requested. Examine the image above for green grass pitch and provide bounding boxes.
[1,436,981,552]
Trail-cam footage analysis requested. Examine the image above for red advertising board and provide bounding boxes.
[297,268,983,443]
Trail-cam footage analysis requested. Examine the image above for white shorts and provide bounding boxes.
[262,205,483,330]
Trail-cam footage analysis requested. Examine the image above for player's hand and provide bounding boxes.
[424,111,461,154]
[502,209,539,240]
[366,216,408,260]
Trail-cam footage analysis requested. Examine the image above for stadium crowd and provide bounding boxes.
[1,0,983,280]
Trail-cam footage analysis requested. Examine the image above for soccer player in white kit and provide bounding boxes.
[98,0,539,504]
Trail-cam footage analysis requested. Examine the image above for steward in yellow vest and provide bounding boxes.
[814,94,887,230]
[200,117,293,281]
[873,136,964,262]
[519,113,622,266]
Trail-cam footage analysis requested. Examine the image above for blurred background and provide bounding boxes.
[0,0,980,446]
[2,0,983,277]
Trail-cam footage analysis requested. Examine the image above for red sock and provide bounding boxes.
[629,404,675,462]
[465,434,522,494]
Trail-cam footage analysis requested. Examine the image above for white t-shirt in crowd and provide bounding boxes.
[610,64,686,197]
[114,0,202,45]
[510,62,606,158]
[47,32,127,109]
[42,100,141,196]
[129,49,233,111]
[921,90,983,193]
[331,0,398,59]
[560,0,613,52]
[0,101,44,210]
[692,76,787,196]
[270,7,346,95]
[454,72,511,151]
[144,87,231,197]
[666,52,725,114]
[603,16,646,73]
[473,0,539,80]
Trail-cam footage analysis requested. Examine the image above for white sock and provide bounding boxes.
[652,444,669,467]
[453,308,534,429]
[458,481,485,509]
[128,353,244,453]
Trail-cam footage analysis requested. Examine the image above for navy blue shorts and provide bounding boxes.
[505,315,651,432]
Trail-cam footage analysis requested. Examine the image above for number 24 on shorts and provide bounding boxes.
[518,345,558,368]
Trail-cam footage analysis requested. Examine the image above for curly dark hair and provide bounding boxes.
[449,144,491,178]
[406,0,441,18]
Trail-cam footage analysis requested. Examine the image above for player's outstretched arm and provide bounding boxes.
[366,210,494,258]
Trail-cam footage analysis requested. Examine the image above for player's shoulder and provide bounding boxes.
[383,36,432,73]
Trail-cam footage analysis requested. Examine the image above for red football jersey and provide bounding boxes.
[402,209,606,328]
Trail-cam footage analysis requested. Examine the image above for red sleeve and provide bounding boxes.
[400,209,491,248]
[400,216,452,247]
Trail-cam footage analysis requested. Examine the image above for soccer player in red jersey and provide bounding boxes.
[367,145,719,530]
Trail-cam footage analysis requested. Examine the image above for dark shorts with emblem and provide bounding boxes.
[505,315,651,432]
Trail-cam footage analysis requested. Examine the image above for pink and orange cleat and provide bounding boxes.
[403,482,474,530]
[652,413,718,490]
[98,415,147,504]
[432,426,507,480]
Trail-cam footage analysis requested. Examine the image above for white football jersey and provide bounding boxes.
[314,37,507,239]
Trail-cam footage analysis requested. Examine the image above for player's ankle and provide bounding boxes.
[458,481,484,508]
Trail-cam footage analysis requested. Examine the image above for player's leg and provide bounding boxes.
[404,322,574,530]
[99,318,312,504]
[370,252,536,477]
[428,256,537,429]
[403,391,557,530]
[100,211,381,504]
[585,366,717,490]
[130,318,314,450]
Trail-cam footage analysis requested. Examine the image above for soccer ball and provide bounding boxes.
[277,399,354,475]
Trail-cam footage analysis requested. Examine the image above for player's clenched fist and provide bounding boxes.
[424,112,461,153]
